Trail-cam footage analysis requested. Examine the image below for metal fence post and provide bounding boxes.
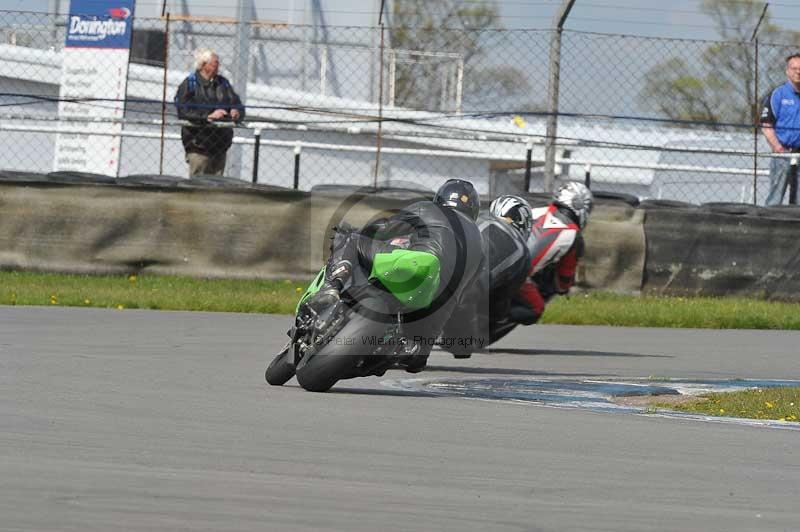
[751,5,768,205]
[159,12,171,176]
[752,37,760,205]
[523,140,533,192]
[584,163,591,189]
[231,0,251,180]
[790,156,798,205]
[320,45,328,96]
[252,128,261,184]
[374,20,386,187]
[455,58,464,115]
[293,144,302,190]
[543,0,575,194]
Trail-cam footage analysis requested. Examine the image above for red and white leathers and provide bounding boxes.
[513,203,581,323]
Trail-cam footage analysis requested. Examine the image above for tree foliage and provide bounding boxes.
[639,0,800,127]
[387,0,531,112]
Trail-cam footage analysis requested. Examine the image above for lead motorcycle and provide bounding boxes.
[265,228,438,392]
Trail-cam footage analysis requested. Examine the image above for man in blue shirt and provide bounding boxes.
[760,53,800,205]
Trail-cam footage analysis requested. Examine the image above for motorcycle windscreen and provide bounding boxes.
[295,267,326,313]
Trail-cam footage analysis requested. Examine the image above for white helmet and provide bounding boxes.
[489,194,533,235]
[554,181,593,229]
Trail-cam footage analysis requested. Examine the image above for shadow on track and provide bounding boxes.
[266,383,438,397]
[326,387,439,398]
[423,366,614,377]
[480,348,673,358]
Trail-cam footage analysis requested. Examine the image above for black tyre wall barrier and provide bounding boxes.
[643,207,800,300]
[5,171,800,300]
[701,202,763,217]
[638,199,698,210]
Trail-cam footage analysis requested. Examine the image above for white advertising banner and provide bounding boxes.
[53,2,135,176]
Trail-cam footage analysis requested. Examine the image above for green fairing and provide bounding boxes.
[296,267,326,313]
[370,250,441,309]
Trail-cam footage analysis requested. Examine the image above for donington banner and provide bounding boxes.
[53,0,135,176]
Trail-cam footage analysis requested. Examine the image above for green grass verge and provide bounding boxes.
[2,271,800,329]
[541,292,800,330]
[0,270,305,314]
[653,387,800,421]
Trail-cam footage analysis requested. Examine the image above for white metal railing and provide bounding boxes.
[1,115,796,192]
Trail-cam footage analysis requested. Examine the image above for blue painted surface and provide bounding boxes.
[423,378,679,404]
[386,376,800,430]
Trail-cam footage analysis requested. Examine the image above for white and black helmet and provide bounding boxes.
[489,194,533,235]
[554,181,593,229]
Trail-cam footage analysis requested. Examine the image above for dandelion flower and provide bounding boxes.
[116,304,124,310]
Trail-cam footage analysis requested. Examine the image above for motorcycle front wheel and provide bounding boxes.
[295,298,391,392]
[265,345,295,386]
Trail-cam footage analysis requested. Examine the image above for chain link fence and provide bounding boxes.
[0,9,797,204]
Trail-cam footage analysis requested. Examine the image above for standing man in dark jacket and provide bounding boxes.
[174,48,245,177]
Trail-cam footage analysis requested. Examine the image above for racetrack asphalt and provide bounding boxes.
[2,306,799,532]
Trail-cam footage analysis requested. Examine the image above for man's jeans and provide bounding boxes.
[766,155,798,206]
[186,152,226,177]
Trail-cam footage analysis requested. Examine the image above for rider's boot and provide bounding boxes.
[404,343,432,373]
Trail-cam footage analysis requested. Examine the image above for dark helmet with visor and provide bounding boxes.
[433,179,480,221]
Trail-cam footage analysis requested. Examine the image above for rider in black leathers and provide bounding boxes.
[440,195,533,357]
[325,179,485,373]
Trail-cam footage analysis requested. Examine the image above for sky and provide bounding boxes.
[556,0,800,41]
[495,0,800,41]
[3,1,800,42]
